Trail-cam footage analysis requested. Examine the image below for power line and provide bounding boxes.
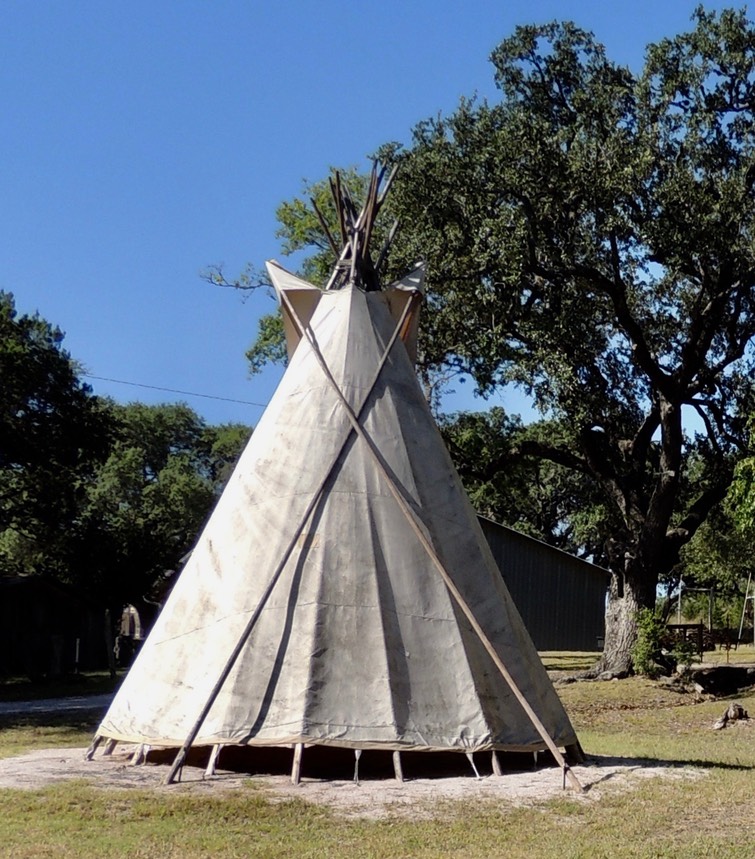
[83,374,268,408]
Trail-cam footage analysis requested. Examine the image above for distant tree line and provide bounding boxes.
[0,291,251,623]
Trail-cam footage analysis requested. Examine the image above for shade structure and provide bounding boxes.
[94,262,580,774]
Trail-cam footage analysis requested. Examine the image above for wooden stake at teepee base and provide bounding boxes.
[393,751,404,783]
[205,744,224,778]
[84,735,102,761]
[353,750,362,785]
[291,744,303,786]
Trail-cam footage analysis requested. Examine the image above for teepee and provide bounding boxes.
[88,167,582,790]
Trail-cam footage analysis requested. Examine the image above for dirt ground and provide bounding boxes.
[0,746,704,819]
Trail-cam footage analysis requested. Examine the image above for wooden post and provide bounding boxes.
[466,752,481,779]
[102,739,117,757]
[565,741,585,764]
[491,750,502,776]
[392,751,404,782]
[291,743,303,786]
[131,744,150,766]
[205,744,224,778]
[84,735,102,761]
[353,749,362,785]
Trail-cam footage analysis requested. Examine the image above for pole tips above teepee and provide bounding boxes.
[268,161,421,364]
[320,162,399,293]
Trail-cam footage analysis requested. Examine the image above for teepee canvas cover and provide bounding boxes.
[93,260,580,783]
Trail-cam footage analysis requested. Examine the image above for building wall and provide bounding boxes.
[479,517,608,651]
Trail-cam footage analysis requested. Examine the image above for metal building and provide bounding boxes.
[479,517,609,651]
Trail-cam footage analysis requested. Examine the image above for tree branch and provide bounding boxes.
[200,264,271,292]
[515,438,590,473]
[528,253,674,398]
[690,400,722,454]
[666,471,733,547]
[629,406,661,466]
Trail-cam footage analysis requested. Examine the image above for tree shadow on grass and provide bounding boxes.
[580,752,754,792]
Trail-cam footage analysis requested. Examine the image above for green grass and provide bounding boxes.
[697,644,755,664]
[0,671,754,857]
[540,645,755,674]
[0,712,100,760]
[560,675,755,763]
[540,651,601,672]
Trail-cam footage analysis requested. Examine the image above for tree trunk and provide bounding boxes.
[598,566,657,675]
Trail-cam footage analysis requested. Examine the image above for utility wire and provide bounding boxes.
[83,374,268,408]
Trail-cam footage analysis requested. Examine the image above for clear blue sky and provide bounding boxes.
[1,1,737,427]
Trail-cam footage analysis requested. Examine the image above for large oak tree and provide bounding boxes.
[380,9,755,672]
[223,9,755,673]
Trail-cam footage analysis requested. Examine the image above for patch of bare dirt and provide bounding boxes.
[0,746,705,819]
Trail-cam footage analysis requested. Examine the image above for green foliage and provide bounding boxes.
[440,408,616,563]
[632,608,669,678]
[386,9,755,401]
[670,633,697,673]
[1,292,252,606]
[725,418,755,536]
[633,607,701,676]
[0,292,112,578]
[71,403,251,608]
[245,312,287,376]
[679,503,752,625]
[439,408,523,518]
[202,422,251,490]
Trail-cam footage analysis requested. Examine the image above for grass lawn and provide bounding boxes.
[0,659,753,858]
